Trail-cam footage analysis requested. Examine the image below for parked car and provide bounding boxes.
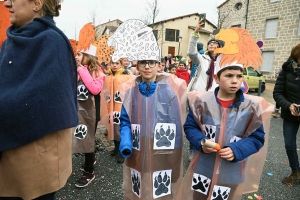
[243,67,265,93]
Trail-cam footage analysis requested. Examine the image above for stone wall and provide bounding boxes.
[218,0,247,28]
[247,0,300,80]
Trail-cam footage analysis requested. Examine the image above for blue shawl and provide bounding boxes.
[0,16,78,152]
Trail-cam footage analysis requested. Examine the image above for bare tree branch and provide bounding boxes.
[141,0,163,41]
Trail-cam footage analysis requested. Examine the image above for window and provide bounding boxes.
[270,0,280,2]
[234,3,242,10]
[165,29,180,42]
[153,30,158,40]
[265,18,278,38]
[232,24,241,28]
[261,52,275,72]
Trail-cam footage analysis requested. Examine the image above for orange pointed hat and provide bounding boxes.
[213,27,262,74]
[77,22,97,56]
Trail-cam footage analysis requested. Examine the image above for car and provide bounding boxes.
[243,67,266,93]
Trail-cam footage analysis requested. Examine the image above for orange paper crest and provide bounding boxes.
[69,39,77,56]
[0,2,11,48]
[214,28,262,70]
[93,34,114,63]
[77,22,96,52]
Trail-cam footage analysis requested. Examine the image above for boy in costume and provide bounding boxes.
[110,19,187,200]
[177,27,273,200]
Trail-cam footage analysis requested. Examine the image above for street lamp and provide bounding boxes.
[178,36,182,55]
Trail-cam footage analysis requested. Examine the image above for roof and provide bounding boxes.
[217,0,230,8]
[102,26,118,35]
[188,26,212,34]
[95,19,123,28]
[152,12,217,28]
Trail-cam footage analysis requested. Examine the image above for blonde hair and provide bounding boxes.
[34,0,62,17]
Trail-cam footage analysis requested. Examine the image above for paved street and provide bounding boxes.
[56,82,300,200]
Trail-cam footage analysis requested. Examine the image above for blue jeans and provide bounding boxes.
[283,119,300,172]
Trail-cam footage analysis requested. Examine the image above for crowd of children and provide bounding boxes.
[0,11,275,199]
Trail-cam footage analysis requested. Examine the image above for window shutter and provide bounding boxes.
[265,19,278,38]
[176,30,180,42]
[261,52,275,72]
[165,29,170,41]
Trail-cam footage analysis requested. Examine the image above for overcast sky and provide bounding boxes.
[55,0,227,39]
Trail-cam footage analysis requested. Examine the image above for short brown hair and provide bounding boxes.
[289,43,300,62]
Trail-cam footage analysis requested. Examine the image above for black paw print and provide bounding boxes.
[212,187,229,200]
[192,175,209,193]
[154,172,170,196]
[155,125,175,147]
[114,90,122,103]
[77,85,89,101]
[113,112,120,124]
[204,125,216,140]
[103,90,111,102]
[74,124,88,140]
[132,126,140,149]
[132,172,140,196]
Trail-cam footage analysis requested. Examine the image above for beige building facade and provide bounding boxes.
[218,0,300,80]
[152,13,217,58]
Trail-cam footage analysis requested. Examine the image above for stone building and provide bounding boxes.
[218,0,300,80]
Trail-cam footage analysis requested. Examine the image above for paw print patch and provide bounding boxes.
[153,123,176,150]
[113,111,120,124]
[103,90,111,102]
[131,124,140,151]
[114,90,122,103]
[203,124,217,142]
[191,173,211,195]
[130,168,141,198]
[77,84,89,101]
[230,136,242,143]
[153,170,172,199]
[211,185,231,200]
[74,124,88,140]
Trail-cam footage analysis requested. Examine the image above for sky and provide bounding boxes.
[55,0,227,39]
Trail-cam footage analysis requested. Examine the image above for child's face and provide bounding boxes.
[169,67,176,74]
[75,52,87,66]
[137,60,161,82]
[178,63,185,70]
[111,60,122,72]
[215,69,243,96]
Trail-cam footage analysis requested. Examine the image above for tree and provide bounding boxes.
[141,0,163,41]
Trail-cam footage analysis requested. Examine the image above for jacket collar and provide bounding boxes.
[214,87,244,108]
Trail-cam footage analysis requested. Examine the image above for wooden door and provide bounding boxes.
[168,46,175,57]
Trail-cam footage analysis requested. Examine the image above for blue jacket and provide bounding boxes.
[0,15,78,152]
[184,88,265,163]
[119,81,157,158]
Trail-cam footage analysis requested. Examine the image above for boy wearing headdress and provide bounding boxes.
[109,19,187,200]
[177,28,273,200]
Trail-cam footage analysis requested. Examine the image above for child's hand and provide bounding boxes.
[202,139,218,153]
[218,147,235,161]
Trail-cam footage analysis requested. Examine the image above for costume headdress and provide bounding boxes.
[213,27,262,74]
[77,22,97,56]
[108,19,160,62]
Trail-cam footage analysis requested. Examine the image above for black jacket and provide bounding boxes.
[273,61,300,121]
